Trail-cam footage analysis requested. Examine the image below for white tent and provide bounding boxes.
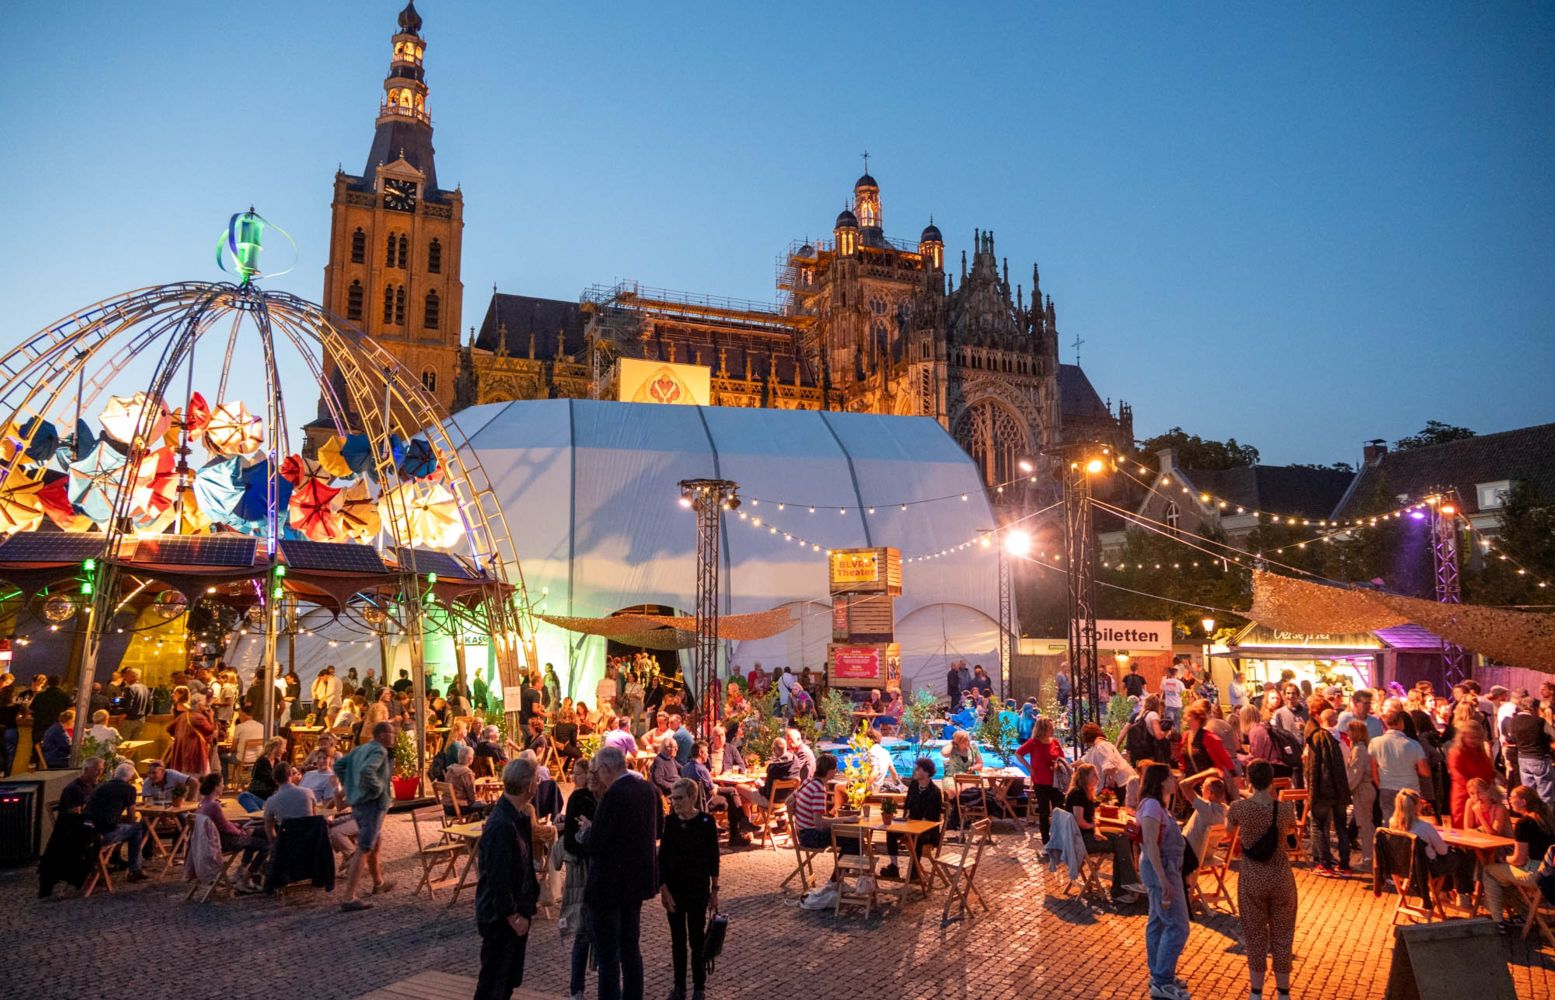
[450,399,1002,700]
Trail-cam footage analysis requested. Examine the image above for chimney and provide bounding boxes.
[1362,439,1388,466]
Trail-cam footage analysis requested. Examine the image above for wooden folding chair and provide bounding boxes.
[1376,830,1447,924]
[932,818,993,923]
[1188,824,1237,915]
[1276,788,1310,863]
[951,774,988,840]
[231,738,264,786]
[780,810,825,894]
[33,742,48,771]
[754,778,798,851]
[81,843,117,897]
[185,848,241,903]
[410,805,468,900]
[432,780,464,829]
[1514,880,1555,949]
[830,822,878,918]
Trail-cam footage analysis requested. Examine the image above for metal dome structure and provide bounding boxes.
[0,212,535,765]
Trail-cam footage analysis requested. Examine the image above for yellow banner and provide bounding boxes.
[830,550,879,586]
[618,358,711,406]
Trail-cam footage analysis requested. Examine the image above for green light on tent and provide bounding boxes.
[274,564,287,578]
[83,558,96,572]
[272,585,284,599]
[427,573,438,585]
[81,580,94,596]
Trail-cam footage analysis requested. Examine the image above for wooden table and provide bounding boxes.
[117,739,155,758]
[443,820,485,907]
[1436,825,1515,916]
[978,769,1027,821]
[857,817,941,897]
[136,801,197,878]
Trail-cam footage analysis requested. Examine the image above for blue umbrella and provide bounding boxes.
[398,438,439,480]
[233,457,293,530]
[192,457,244,530]
[70,419,97,462]
[19,417,58,464]
[67,440,127,524]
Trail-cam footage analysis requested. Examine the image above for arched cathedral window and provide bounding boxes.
[953,401,1026,488]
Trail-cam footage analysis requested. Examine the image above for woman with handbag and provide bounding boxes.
[659,777,720,1000]
[561,758,597,1000]
[1137,762,1191,1000]
[1226,759,1299,1000]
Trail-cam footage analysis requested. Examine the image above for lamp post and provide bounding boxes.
[1200,615,1216,702]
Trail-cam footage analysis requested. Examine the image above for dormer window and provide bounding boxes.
[1476,480,1511,511]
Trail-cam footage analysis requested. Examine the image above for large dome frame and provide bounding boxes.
[0,253,538,764]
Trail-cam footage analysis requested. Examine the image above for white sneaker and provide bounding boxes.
[1149,982,1190,1000]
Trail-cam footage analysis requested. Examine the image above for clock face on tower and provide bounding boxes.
[383,178,417,212]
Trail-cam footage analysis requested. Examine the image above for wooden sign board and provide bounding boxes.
[832,594,894,642]
[827,642,901,692]
[828,547,902,596]
[1385,919,1514,1000]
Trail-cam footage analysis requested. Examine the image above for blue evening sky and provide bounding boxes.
[7,2,1553,465]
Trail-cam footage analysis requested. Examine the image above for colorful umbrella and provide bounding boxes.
[192,457,244,530]
[66,419,96,464]
[18,417,58,464]
[339,479,381,542]
[38,470,78,530]
[280,454,334,490]
[288,480,344,541]
[203,401,264,457]
[232,458,293,532]
[0,467,46,533]
[100,393,172,445]
[316,436,354,479]
[380,480,464,550]
[177,485,211,534]
[127,447,179,525]
[68,440,128,524]
[398,439,441,481]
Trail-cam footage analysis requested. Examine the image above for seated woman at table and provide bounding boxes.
[240,737,288,811]
[943,729,984,779]
[1390,788,1455,880]
[1063,762,1141,901]
[195,773,267,892]
[551,705,581,775]
[425,687,449,728]
[1446,720,1495,828]
[1481,784,1555,934]
[443,743,490,819]
[332,694,364,733]
[1463,778,1511,837]
[880,757,943,882]
[472,725,507,777]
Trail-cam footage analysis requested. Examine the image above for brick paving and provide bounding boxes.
[1,811,1552,1000]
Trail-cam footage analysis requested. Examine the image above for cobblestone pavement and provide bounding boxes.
[3,810,1552,1000]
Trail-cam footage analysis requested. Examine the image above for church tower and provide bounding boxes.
[321,1,463,413]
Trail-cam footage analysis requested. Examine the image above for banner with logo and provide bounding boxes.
[618,358,711,406]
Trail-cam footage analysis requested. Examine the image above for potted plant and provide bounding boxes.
[879,797,898,824]
[391,727,421,800]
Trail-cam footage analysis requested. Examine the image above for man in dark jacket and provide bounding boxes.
[29,675,72,736]
[474,757,541,1000]
[578,745,661,1000]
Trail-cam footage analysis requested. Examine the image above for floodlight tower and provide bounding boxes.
[1430,491,1471,684]
[1056,445,1110,751]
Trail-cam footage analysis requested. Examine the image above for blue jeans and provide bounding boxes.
[1142,861,1189,986]
[237,791,264,813]
[102,822,147,872]
[1521,757,1555,807]
[591,901,644,1000]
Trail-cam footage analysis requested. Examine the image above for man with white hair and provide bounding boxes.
[576,745,661,1000]
[650,734,681,800]
[786,728,817,784]
[86,762,148,882]
[475,724,507,776]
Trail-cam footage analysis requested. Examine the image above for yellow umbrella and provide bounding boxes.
[204,401,264,457]
[317,435,354,479]
[178,486,211,535]
[100,392,172,445]
[379,480,464,550]
[339,479,381,542]
[0,468,46,534]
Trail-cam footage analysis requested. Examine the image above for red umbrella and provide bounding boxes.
[288,480,344,541]
[128,447,179,524]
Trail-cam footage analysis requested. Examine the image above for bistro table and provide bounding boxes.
[117,739,155,759]
[978,768,1027,822]
[858,817,941,897]
[443,819,486,907]
[136,800,197,878]
[1435,824,1516,916]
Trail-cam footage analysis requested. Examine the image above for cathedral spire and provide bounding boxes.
[363,0,438,191]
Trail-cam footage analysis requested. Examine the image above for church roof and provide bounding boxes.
[360,119,442,198]
[476,293,588,359]
[1057,364,1110,424]
[1182,465,1354,520]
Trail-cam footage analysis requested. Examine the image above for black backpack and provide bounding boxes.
[1265,724,1304,771]
[1123,720,1155,764]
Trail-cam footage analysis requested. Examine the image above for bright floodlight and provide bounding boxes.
[1018,458,1035,474]
[1004,529,1033,557]
[1085,458,1106,475]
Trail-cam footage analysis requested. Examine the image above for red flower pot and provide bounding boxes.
[391,775,421,800]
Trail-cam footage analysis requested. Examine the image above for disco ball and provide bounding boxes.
[42,593,77,623]
[153,589,188,619]
[245,605,266,628]
[362,605,388,626]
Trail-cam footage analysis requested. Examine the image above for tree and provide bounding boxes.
[1394,421,1475,451]
[1290,461,1355,474]
[1136,427,1259,470]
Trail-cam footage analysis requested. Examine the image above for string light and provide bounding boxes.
[743,467,1038,514]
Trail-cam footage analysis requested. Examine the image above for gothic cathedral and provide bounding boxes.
[321,4,1132,493]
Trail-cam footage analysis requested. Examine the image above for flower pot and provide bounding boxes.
[391,775,421,800]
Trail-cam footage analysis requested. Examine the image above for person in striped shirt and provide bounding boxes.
[792,753,858,858]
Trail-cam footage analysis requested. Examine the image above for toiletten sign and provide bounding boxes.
[1074,619,1174,652]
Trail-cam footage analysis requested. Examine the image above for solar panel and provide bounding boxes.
[280,539,389,574]
[392,547,479,580]
[132,535,258,568]
[0,532,109,564]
